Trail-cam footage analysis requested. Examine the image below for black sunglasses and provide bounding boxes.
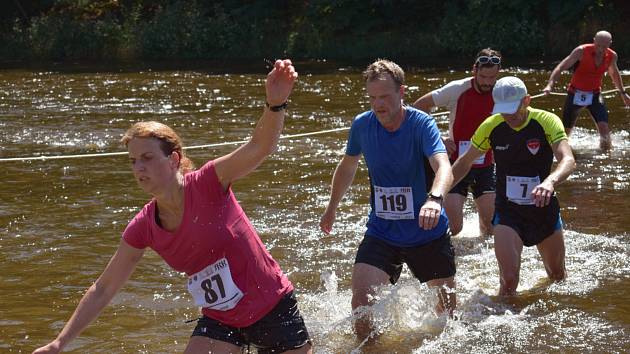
[476,56,501,65]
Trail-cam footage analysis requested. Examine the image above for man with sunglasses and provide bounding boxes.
[452,76,575,295]
[543,30,630,150]
[413,48,501,238]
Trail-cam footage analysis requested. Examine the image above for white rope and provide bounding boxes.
[0,127,351,162]
[2,85,627,163]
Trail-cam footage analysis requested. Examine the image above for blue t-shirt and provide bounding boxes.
[346,106,449,247]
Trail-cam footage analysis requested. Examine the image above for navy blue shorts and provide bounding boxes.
[449,164,496,198]
[562,92,608,129]
[355,233,456,284]
[492,197,563,247]
[191,291,311,353]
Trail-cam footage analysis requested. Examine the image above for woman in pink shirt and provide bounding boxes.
[33,59,312,354]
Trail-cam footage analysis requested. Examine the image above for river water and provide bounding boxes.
[0,64,629,353]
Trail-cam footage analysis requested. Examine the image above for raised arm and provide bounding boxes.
[607,53,630,106]
[320,154,361,234]
[543,46,583,94]
[531,139,576,207]
[33,240,145,354]
[214,59,298,190]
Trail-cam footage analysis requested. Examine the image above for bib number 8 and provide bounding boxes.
[201,275,226,304]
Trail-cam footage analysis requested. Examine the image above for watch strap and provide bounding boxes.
[266,101,288,112]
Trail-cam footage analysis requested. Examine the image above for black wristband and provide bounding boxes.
[266,101,288,112]
[427,192,443,206]
[620,90,628,95]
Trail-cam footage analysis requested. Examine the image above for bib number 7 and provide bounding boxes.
[506,175,540,205]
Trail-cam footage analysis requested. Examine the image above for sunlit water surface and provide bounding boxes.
[0,65,629,353]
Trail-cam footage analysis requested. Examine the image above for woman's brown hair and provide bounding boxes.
[121,121,195,174]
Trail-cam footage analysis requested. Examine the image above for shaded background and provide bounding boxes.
[1,0,630,65]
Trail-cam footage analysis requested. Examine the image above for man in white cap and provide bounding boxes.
[451,76,576,296]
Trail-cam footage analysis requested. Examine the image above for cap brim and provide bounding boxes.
[492,101,520,115]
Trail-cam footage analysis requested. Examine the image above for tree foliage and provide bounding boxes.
[0,0,628,63]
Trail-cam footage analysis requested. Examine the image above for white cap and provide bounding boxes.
[492,76,527,114]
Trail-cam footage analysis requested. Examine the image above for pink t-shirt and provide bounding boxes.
[122,160,293,327]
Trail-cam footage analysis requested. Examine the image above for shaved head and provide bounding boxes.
[593,31,612,52]
[594,31,612,44]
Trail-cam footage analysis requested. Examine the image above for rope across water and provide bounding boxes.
[1,86,628,163]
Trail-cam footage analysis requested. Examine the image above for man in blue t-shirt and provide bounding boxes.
[320,59,455,340]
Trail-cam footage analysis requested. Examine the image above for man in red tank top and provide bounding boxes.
[543,30,630,150]
[413,48,501,238]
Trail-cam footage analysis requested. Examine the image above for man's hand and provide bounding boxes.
[542,84,553,95]
[442,136,457,157]
[532,181,555,207]
[419,200,442,230]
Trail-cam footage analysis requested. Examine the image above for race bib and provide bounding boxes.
[374,185,414,220]
[187,258,243,311]
[506,175,540,205]
[458,140,485,164]
[573,89,593,106]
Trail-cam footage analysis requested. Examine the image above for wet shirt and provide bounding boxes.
[569,43,615,92]
[471,107,567,205]
[431,77,494,167]
[346,106,449,247]
[122,160,293,328]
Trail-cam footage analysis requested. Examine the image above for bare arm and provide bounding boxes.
[451,146,485,186]
[531,139,576,207]
[607,53,630,106]
[214,59,298,190]
[412,92,436,113]
[33,240,145,354]
[419,152,453,230]
[544,46,583,93]
[413,92,456,155]
[319,154,361,234]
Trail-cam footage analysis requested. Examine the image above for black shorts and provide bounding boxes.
[191,291,310,354]
[562,92,608,129]
[355,233,456,284]
[492,197,563,247]
[449,164,496,198]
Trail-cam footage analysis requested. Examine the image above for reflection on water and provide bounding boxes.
[0,66,629,353]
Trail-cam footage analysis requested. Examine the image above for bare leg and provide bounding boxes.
[184,336,241,354]
[185,328,313,354]
[493,225,524,296]
[426,276,456,317]
[474,192,495,237]
[596,121,612,150]
[351,263,390,339]
[536,229,566,281]
[444,193,466,235]
[281,343,313,354]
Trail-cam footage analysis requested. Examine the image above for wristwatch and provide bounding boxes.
[427,192,443,205]
[266,101,288,112]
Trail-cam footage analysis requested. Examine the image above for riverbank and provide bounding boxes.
[1,0,629,64]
